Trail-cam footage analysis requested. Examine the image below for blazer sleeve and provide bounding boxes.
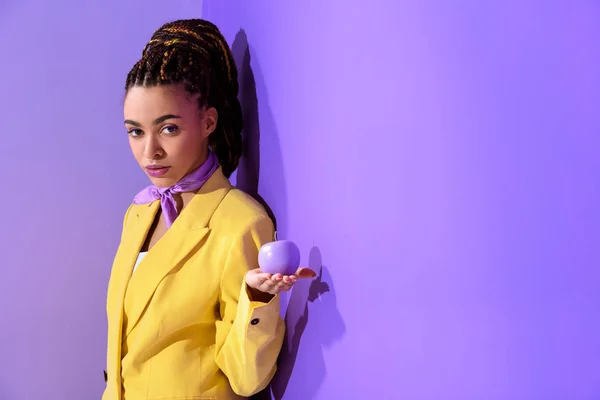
[214,214,285,397]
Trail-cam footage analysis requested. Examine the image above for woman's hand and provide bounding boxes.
[245,268,316,302]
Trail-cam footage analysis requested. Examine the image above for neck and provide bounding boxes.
[184,149,210,179]
[167,150,212,213]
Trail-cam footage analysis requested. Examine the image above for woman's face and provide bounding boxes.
[124,84,217,187]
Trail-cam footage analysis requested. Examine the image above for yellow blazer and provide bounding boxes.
[102,168,285,400]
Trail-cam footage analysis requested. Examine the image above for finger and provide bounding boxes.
[277,280,295,291]
[282,274,299,283]
[295,268,317,278]
[269,280,293,294]
[259,279,278,293]
[278,284,292,292]
[271,273,284,282]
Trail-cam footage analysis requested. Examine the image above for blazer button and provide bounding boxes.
[251,318,260,325]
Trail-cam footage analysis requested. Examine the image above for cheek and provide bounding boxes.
[168,133,205,161]
[128,139,145,161]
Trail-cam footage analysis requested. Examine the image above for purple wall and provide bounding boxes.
[1,1,600,399]
[206,1,600,399]
[0,1,205,399]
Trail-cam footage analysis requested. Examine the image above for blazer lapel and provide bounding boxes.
[107,201,160,319]
[105,199,159,392]
[122,168,232,339]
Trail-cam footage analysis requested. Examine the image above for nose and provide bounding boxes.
[143,134,165,160]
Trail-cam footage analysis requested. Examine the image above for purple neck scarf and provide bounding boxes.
[133,151,219,228]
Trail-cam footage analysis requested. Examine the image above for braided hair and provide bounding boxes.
[125,19,242,178]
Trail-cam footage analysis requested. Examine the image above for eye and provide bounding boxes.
[161,125,179,135]
[128,128,143,138]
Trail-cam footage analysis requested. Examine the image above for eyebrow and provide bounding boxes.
[124,114,182,127]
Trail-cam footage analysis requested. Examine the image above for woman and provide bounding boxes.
[103,19,313,400]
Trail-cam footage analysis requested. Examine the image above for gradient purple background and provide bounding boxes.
[1,1,600,399]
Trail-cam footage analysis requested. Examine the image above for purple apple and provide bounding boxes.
[258,240,300,275]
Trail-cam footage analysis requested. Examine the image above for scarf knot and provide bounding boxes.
[132,151,219,228]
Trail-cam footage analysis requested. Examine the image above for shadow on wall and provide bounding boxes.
[231,30,346,400]
[270,247,346,400]
[231,29,281,234]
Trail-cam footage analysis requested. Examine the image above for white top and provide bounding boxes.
[132,252,148,275]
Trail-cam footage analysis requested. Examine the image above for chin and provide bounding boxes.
[147,176,178,188]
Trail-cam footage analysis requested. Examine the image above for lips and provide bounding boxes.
[145,165,170,177]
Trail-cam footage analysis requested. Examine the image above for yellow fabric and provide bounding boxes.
[102,168,284,400]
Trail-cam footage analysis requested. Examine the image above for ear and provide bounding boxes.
[203,106,218,138]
